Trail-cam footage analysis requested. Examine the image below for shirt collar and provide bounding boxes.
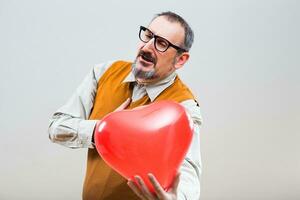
[123,68,177,102]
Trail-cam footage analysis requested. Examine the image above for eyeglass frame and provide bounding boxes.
[139,26,187,53]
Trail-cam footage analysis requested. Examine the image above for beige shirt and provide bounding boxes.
[48,61,203,200]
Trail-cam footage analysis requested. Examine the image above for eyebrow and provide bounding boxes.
[146,27,180,46]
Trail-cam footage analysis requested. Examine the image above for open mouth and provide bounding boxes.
[141,54,154,63]
[138,51,156,65]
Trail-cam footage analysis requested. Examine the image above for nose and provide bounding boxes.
[141,37,156,51]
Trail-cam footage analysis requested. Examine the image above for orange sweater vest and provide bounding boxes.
[83,60,195,200]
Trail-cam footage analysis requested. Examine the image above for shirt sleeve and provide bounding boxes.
[48,61,114,148]
[178,99,203,200]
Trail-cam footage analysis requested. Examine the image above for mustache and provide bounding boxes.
[138,50,157,64]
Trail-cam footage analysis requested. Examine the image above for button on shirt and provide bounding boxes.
[48,61,203,200]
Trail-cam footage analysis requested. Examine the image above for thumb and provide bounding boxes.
[115,98,131,111]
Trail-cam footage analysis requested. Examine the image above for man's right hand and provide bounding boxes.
[115,98,132,111]
[92,98,131,144]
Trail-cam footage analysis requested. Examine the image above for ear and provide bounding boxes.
[174,52,190,70]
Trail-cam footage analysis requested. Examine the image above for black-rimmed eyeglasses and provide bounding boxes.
[139,26,187,53]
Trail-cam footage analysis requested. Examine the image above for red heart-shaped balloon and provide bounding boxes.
[94,100,193,192]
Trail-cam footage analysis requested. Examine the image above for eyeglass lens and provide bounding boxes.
[140,27,170,52]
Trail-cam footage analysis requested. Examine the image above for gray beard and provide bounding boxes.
[131,62,156,80]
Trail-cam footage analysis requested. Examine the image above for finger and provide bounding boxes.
[169,172,181,194]
[135,175,156,200]
[115,98,131,111]
[127,179,147,200]
[147,173,166,199]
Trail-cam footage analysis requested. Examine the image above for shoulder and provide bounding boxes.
[180,99,203,126]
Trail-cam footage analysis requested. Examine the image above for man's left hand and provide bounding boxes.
[127,173,180,200]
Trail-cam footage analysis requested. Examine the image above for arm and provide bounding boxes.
[128,99,203,200]
[177,99,202,200]
[48,61,114,148]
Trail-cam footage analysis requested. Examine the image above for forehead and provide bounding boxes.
[148,16,185,45]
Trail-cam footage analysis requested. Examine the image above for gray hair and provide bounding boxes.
[152,11,194,52]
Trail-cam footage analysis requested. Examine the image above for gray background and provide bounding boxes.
[0,0,299,199]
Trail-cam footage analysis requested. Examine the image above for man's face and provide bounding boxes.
[133,16,186,84]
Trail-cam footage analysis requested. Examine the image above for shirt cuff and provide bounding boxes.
[78,120,98,148]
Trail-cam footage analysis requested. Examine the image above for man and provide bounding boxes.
[49,11,202,200]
